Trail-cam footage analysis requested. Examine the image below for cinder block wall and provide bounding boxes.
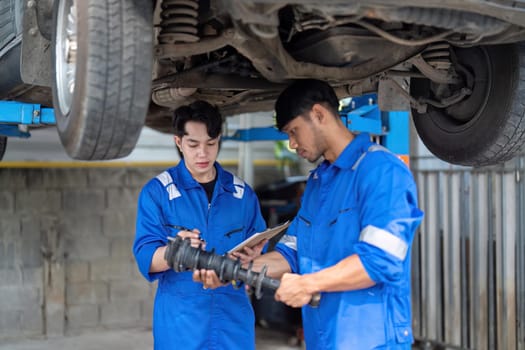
[0,165,282,341]
[0,167,161,340]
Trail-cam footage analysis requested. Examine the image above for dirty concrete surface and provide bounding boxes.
[0,326,303,350]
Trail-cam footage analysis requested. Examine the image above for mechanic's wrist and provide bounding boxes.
[302,273,321,295]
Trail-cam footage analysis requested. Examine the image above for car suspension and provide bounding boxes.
[165,236,320,307]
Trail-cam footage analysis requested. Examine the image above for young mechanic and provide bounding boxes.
[133,100,266,350]
[235,79,424,349]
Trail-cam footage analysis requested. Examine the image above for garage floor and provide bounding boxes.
[0,326,303,350]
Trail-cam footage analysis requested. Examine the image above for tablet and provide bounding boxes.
[227,220,291,253]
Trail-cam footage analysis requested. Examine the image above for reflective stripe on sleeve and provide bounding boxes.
[156,171,173,186]
[359,225,408,260]
[279,234,297,251]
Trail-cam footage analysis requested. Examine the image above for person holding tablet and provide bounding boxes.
[133,100,266,350]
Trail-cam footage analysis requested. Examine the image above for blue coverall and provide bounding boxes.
[275,133,424,349]
[133,160,266,350]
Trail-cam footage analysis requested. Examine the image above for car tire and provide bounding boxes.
[0,136,6,161]
[411,42,525,166]
[51,0,153,160]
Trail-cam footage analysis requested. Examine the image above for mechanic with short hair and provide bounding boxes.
[133,100,266,350]
[234,79,424,349]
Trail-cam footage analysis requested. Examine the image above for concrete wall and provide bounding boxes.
[0,167,157,340]
[0,165,286,341]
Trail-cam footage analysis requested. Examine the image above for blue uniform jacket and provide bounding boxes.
[133,160,266,350]
[275,133,423,350]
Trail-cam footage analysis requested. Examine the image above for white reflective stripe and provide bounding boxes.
[156,171,173,187]
[279,234,297,251]
[156,172,180,200]
[233,175,244,187]
[351,152,368,171]
[232,175,245,199]
[166,184,181,200]
[351,144,390,170]
[359,225,408,260]
[368,144,388,153]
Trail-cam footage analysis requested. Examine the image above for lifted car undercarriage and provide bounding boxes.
[1,0,525,165]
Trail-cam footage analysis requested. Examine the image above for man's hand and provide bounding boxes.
[177,228,205,249]
[192,269,227,289]
[275,273,316,308]
[229,239,268,266]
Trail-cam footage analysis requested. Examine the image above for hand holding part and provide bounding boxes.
[165,236,320,306]
[192,269,226,289]
[165,224,205,249]
[275,273,321,308]
[177,228,204,249]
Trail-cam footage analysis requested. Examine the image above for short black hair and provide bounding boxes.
[274,79,339,130]
[172,100,223,138]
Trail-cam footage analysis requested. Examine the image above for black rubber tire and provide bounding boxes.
[51,0,153,160]
[411,42,525,166]
[0,136,6,161]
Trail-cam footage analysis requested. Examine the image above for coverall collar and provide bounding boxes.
[328,132,372,170]
[175,159,237,194]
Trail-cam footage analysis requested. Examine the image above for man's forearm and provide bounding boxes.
[301,254,375,294]
[150,246,170,273]
[252,251,291,279]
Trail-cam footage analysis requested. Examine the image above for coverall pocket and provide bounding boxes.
[219,223,247,252]
[223,226,245,238]
[387,292,413,344]
[312,207,359,264]
[395,324,413,343]
[296,213,312,255]
[162,214,196,235]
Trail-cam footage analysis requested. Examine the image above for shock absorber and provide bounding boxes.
[159,0,200,44]
[165,236,321,307]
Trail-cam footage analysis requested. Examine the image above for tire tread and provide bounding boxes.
[54,0,153,160]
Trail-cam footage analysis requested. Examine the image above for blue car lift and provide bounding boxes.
[223,93,409,161]
[341,93,410,165]
[0,97,409,164]
[222,93,408,145]
[223,126,288,142]
[0,101,56,138]
[0,96,405,144]
[222,94,410,186]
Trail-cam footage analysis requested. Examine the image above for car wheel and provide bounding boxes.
[52,0,153,160]
[411,42,525,166]
[0,136,6,161]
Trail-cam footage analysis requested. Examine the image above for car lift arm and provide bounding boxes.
[0,101,55,138]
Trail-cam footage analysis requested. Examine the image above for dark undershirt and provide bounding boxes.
[199,178,216,203]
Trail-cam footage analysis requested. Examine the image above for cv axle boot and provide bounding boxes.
[164,236,320,307]
[165,236,279,299]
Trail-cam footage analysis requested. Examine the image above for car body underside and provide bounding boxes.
[1,0,525,164]
[150,0,525,119]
